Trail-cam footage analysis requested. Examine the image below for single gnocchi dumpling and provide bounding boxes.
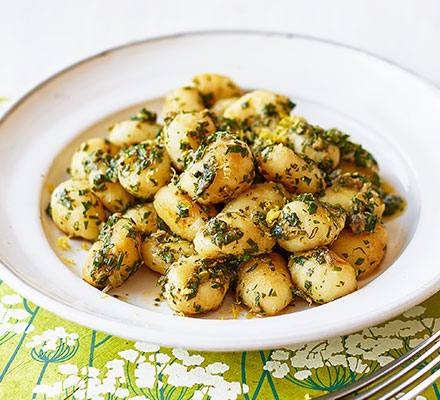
[190,73,243,107]
[70,138,119,180]
[84,149,135,213]
[223,90,294,126]
[179,133,255,204]
[272,194,346,252]
[163,110,216,170]
[237,253,293,315]
[123,203,158,236]
[116,141,171,199]
[289,247,357,303]
[163,86,204,115]
[210,97,240,117]
[108,108,162,147]
[142,231,195,275]
[329,223,388,277]
[83,214,143,289]
[283,117,341,172]
[153,185,216,241]
[164,255,232,314]
[320,172,384,216]
[256,143,325,193]
[319,176,364,213]
[320,171,384,234]
[193,211,276,258]
[222,182,289,216]
[50,179,106,240]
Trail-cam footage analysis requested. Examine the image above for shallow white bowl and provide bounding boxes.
[0,31,439,351]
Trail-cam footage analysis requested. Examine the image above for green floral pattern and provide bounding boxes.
[0,279,438,399]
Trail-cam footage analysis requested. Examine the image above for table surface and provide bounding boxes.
[1,1,440,399]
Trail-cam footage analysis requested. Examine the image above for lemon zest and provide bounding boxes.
[60,255,74,265]
[266,208,282,226]
[229,304,242,319]
[56,236,71,251]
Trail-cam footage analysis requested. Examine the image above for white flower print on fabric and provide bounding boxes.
[32,382,63,397]
[119,349,139,363]
[271,349,289,361]
[105,358,127,385]
[33,363,127,400]
[264,361,290,378]
[402,306,426,318]
[293,370,312,380]
[1,294,22,305]
[115,387,130,397]
[134,341,160,353]
[257,303,440,397]
[58,363,78,375]
[134,361,156,388]
[206,362,229,375]
[26,327,79,351]
[33,344,246,400]
[0,293,35,343]
[172,348,204,366]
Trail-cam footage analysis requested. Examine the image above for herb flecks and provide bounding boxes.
[204,218,244,248]
[130,108,157,123]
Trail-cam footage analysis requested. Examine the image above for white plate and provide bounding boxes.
[0,31,439,351]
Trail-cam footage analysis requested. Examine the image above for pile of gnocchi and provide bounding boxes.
[48,73,404,316]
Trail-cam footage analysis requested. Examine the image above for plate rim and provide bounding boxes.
[1,29,440,351]
[1,29,438,121]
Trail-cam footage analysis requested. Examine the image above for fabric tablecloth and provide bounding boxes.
[0,276,439,399]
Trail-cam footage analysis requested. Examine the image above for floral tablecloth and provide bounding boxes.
[0,277,439,400]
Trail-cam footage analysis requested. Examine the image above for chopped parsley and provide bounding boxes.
[130,108,157,123]
[204,218,244,248]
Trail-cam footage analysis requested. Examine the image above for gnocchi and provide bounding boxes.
[222,182,288,216]
[108,108,162,147]
[163,109,216,170]
[255,143,325,193]
[164,255,232,314]
[272,194,346,252]
[329,223,388,277]
[70,138,119,180]
[223,90,294,126]
[153,184,216,241]
[83,214,143,289]
[190,73,243,107]
[319,171,385,234]
[48,73,404,317]
[50,179,106,240]
[84,149,135,213]
[116,140,172,198]
[123,203,158,236]
[236,253,293,315]
[163,86,204,115]
[193,211,276,258]
[288,247,357,303]
[179,132,255,204]
[142,231,195,275]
